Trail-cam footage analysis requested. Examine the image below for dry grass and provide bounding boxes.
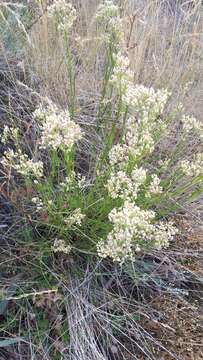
[26,1,203,118]
[126,1,203,117]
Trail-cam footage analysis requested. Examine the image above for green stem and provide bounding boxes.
[64,31,76,119]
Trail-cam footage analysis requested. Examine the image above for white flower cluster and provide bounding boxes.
[59,172,76,191]
[33,102,54,123]
[34,103,82,151]
[182,115,203,138]
[31,196,44,212]
[96,0,119,19]
[1,125,19,145]
[97,201,178,263]
[109,53,170,162]
[95,0,123,44]
[47,0,76,33]
[158,158,170,170]
[108,121,155,169]
[106,166,146,200]
[146,174,163,198]
[108,144,129,168]
[64,208,85,227]
[110,52,134,92]
[77,174,86,189]
[111,52,169,116]
[153,221,178,250]
[1,149,43,178]
[125,117,155,157]
[59,171,86,192]
[51,239,72,254]
[180,153,203,177]
[124,84,169,117]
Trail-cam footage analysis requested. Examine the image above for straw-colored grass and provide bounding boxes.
[27,0,203,118]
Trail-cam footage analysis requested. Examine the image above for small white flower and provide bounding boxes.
[52,239,72,254]
[146,174,163,198]
[1,126,9,145]
[109,52,170,161]
[48,0,77,33]
[64,208,85,227]
[1,149,43,178]
[59,172,76,191]
[123,84,169,117]
[95,0,124,44]
[109,144,129,168]
[106,166,146,200]
[96,1,119,21]
[180,153,203,177]
[110,52,134,93]
[1,126,19,145]
[77,175,86,189]
[97,201,177,263]
[34,102,82,151]
[182,115,203,138]
[31,196,43,211]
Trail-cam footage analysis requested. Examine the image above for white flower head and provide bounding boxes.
[34,102,82,151]
[182,115,203,139]
[59,172,75,192]
[106,166,146,200]
[1,149,43,178]
[52,239,72,254]
[123,85,169,117]
[109,144,129,168]
[180,153,203,177]
[95,0,124,44]
[64,208,85,227]
[146,174,163,198]
[96,1,119,20]
[31,196,44,212]
[48,0,77,33]
[110,52,134,92]
[77,174,86,189]
[97,201,177,263]
[1,125,19,145]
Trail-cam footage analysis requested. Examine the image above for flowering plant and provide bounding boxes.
[1,0,202,264]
